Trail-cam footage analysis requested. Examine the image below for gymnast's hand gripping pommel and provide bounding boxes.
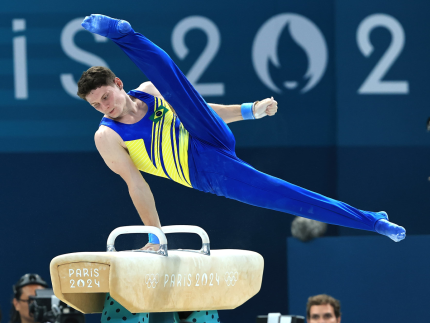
[80,14,406,243]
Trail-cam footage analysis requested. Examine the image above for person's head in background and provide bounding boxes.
[10,274,49,323]
[306,294,341,323]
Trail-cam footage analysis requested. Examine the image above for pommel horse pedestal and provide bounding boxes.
[50,226,264,322]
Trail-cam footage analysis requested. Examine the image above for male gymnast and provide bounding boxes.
[78,14,406,250]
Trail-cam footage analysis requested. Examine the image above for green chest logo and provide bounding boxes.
[149,106,169,124]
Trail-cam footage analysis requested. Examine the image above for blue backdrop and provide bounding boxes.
[1,0,337,151]
[1,0,429,322]
[288,236,430,322]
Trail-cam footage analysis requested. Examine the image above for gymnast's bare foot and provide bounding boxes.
[81,14,131,38]
[375,215,406,242]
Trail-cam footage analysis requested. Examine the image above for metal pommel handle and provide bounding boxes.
[106,226,168,256]
[161,225,210,256]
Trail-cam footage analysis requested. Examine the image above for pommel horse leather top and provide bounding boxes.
[50,225,264,313]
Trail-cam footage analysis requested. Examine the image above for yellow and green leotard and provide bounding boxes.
[100,91,192,188]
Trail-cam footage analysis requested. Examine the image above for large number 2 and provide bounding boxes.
[172,16,224,96]
[357,14,409,95]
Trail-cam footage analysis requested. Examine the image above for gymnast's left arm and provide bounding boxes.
[208,97,278,123]
[139,80,278,124]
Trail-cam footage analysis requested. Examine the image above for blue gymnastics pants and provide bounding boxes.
[105,21,386,232]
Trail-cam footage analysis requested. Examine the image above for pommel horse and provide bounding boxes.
[50,226,264,322]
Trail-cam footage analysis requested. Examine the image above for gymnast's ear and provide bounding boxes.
[114,77,123,90]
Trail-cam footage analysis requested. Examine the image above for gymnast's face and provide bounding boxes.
[86,77,127,119]
[308,304,340,323]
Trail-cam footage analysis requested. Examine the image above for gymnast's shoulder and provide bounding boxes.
[94,126,125,151]
[136,81,164,99]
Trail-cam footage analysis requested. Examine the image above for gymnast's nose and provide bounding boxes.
[99,102,109,112]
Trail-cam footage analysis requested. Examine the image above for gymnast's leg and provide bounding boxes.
[200,153,405,241]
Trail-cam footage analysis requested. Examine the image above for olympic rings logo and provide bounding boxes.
[145,274,159,288]
[224,272,239,286]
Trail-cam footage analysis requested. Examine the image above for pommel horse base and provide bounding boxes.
[50,225,264,320]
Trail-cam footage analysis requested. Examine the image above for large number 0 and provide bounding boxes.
[172,16,224,96]
[357,14,409,94]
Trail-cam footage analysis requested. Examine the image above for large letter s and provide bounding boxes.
[60,18,109,99]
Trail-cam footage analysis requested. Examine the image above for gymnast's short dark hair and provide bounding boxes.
[306,294,341,319]
[77,66,116,100]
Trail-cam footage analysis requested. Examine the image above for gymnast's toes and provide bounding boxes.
[395,229,406,242]
[81,14,130,37]
[81,14,111,36]
[375,218,406,242]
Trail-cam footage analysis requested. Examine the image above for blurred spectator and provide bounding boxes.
[291,217,327,242]
[9,274,48,323]
[306,294,341,323]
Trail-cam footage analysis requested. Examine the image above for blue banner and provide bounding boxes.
[3,0,429,152]
[1,0,336,151]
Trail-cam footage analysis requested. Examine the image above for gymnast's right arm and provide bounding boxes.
[94,126,162,230]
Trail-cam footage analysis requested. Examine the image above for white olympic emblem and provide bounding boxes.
[252,13,328,94]
[224,272,239,286]
[145,274,159,288]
